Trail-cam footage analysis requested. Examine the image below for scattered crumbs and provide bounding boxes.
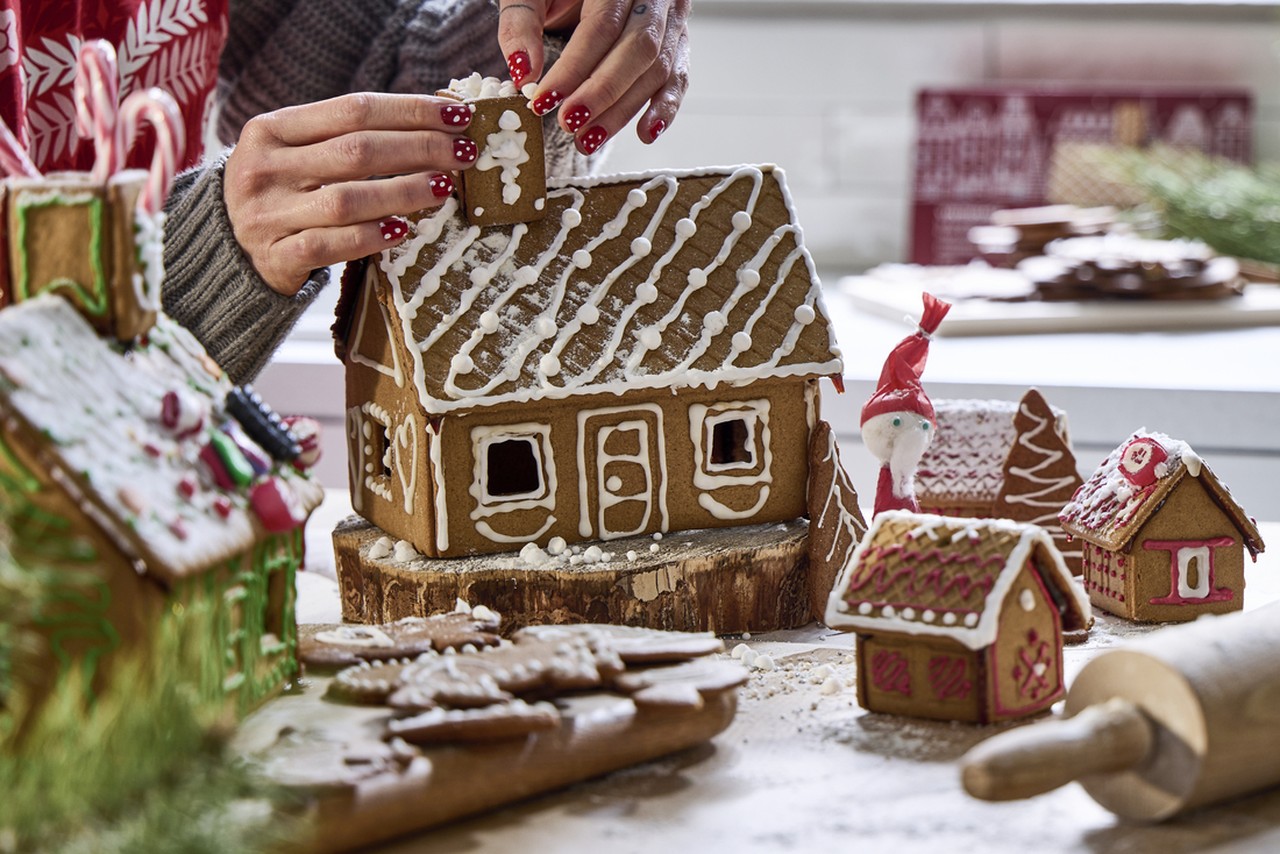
[368,536,394,560]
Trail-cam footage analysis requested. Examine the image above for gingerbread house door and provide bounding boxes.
[577,405,667,540]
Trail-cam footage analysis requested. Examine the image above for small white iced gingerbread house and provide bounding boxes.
[0,296,323,711]
[825,511,1090,723]
[334,164,843,558]
[1059,430,1264,623]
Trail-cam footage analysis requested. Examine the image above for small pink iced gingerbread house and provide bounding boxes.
[1059,429,1264,623]
[825,511,1090,723]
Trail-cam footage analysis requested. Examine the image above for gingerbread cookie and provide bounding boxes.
[613,658,750,710]
[513,623,725,663]
[386,699,561,744]
[300,610,502,669]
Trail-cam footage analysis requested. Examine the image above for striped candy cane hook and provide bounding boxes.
[119,88,186,215]
[0,119,40,178]
[73,40,122,183]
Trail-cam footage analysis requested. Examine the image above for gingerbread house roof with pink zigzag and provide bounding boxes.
[1059,428,1263,558]
[825,511,1090,649]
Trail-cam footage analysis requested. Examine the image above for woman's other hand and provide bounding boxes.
[497,0,691,156]
[223,93,476,295]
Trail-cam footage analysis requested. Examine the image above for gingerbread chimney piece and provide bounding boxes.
[441,74,547,228]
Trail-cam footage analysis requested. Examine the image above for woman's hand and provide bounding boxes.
[497,0,691,155]
[223,93,477,296]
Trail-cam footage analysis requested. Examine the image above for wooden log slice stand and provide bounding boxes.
[333,516,814,633]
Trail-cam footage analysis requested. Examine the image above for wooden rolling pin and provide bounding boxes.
[962,602,1280,821]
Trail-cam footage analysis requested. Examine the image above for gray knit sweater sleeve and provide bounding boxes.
[165,0,590,383]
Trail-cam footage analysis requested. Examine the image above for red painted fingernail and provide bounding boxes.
[564,105,591,133]
[441,103,472,127]
[454,137,478,163]
[429,173,454,198]
[530,90,563,116]
[580,125,608,155]
[648,118,666,142]
[380,217,409,241]
[507,51,532,88]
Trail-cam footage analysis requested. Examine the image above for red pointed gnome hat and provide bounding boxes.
[860,292,951,426]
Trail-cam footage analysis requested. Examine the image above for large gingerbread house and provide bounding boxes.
[0,295,323,710]
[1059,429,1264,623]
[334,164,843,559]
[825,511,1090,723]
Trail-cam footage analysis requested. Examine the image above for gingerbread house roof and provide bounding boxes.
[347,164,843,416]
[1059,429,1264,558]
[824,511,1090,650]
[916,397,1069,507]
[0,296,324,584]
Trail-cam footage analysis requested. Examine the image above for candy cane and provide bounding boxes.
[119,88,186,215]
[73,40,122,183]
[0,119,40,178]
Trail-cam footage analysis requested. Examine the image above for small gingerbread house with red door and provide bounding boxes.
[825,511,1090,723]
[334,164,843,559]
[1059,429,1264,623]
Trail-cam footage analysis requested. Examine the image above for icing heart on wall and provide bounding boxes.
[395,414,420,515]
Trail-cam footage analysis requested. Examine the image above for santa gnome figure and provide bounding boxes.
[861,293,952,516]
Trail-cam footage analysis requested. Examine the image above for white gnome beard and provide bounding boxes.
[861,411,934,498]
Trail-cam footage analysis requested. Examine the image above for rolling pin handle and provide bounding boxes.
[961,698,1155,802]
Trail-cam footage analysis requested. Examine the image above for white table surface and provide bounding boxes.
[297,492,1280,854]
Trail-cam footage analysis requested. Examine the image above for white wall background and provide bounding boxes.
[600,0,1280,272]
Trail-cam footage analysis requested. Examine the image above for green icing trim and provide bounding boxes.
[32,574,121,693]
[209,430,255,488]
[13,192,110,316]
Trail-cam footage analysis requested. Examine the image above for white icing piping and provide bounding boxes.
[429,421,449,553]
[594,419,655,538]
[476,516,557,544]
[345,406,364,512]
[394,413,419,516]
[575,404,669,539]
[1001,397,1079,526]
[132,208,164,312]
[467,423,556,520]
[415,222,528,355]
[687,400,773,520]
[349,273,404,385]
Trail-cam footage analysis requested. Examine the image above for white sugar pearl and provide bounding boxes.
[731,331,752,351]
[513,266,539,286]
[688,269,707,288]
[639,327,661,349]
[964,613,979,627]
[479,310,500,332]
[534,197,545,211]
[675,218,697,238]
[738,269,760,288]
[636,282,658,304]
[732,211,752,231]
[535,317,557,337]
[628,188,648,207]
[857,602,872,615]
[470,268,493,286]
[451,353,474,374]
[573,249,592,268]
[539,354,561,376]
[578,304,600,325]
[631,237,652,257]
[881,605,896,617]
[704,311,726,334]
[561,208,582,228]
[794,304,816,325]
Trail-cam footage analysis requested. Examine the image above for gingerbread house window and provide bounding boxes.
[473,425,553,507]
[700,405,764,474]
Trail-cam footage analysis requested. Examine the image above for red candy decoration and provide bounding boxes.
[177,473,197,499]
[213,495,234,519]
[1118,437,1169,487]
[249,476,308,532]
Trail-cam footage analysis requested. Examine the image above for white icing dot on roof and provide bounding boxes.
[631,237,652,257]
[704,311,726,334]
[539,354,561,376]
[794,304,815,324]
[676,217,697,238]
[738,269,760,288]
[922,610,936,622]
[902,607,916,620]
[451,353,475,374]
[688,269,707,289]
[731,331,752,352]
[535,317,557,337]
[627,188,648,207]
[881,605,896,618]
[469,268,493,286]
[963,613,979,627]
[578,303,600,325]
[943,613,957,625]
[732,211,752,231]
[636,283,659,304]
[561,208,582,228]
[638,326,662,349]
[573,249,592,268]
[479,310,500,332]
[858,602,872,615]
[513,265,538,286]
